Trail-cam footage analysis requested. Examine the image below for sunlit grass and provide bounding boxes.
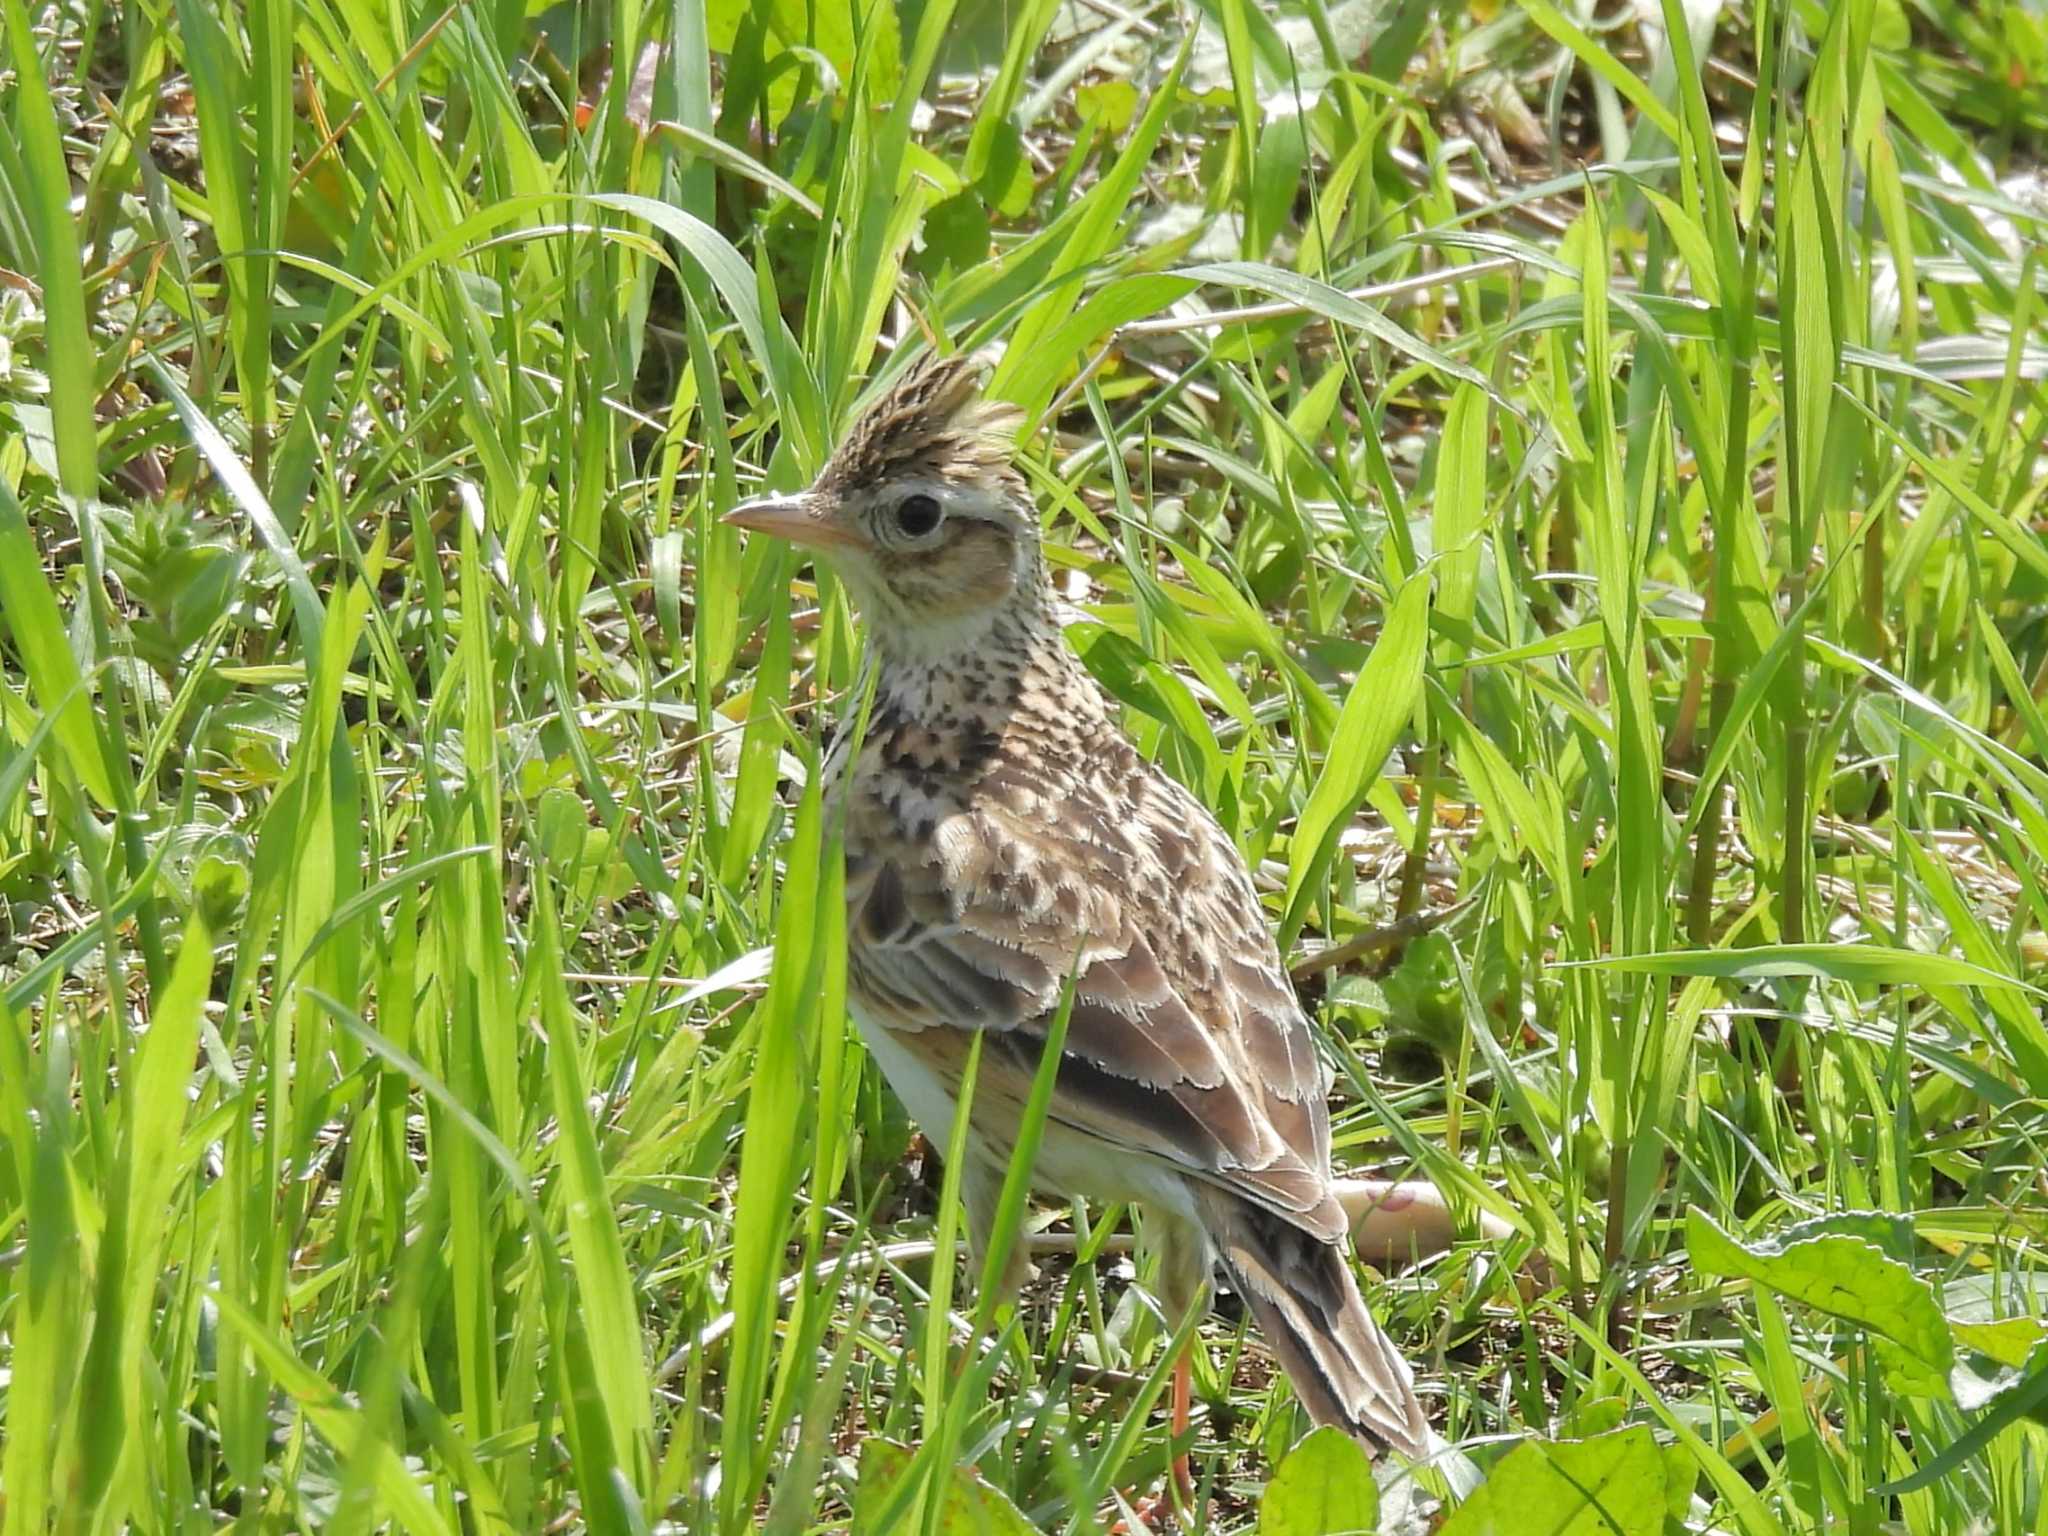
[2,0,2047,1529]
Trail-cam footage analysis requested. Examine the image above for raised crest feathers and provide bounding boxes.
[818,350,1024,495]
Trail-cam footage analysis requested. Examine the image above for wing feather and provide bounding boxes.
[845,735,1344,1243]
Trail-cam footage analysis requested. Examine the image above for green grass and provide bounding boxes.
[3,0,2048,1529]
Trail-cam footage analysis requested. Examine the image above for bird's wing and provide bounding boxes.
[846,734,1346,1243]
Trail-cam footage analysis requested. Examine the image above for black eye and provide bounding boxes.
[894,493,943,538]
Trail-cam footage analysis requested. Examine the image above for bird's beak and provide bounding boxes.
[721,491,860,551]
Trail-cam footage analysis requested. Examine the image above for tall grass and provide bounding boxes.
[2,0,2046,1529]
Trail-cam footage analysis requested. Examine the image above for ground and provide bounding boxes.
[1,0,2047,1531]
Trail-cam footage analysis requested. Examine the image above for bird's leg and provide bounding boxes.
[1156,1211,1208,1507]
[1111,1212,1206,1531]
[1168,1342,1194,1501]
[1110,1334,1194,1534]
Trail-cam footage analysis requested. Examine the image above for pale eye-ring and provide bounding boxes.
[894,493,944,539]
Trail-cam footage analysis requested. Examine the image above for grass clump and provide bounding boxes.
[2,0,2047,1530]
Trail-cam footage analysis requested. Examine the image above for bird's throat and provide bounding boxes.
[865,584,1091,733]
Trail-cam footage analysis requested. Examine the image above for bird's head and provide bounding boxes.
[723,352,1042,649]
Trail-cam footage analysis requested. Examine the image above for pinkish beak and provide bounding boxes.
[720,491,863,552]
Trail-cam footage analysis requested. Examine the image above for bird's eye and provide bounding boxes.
[894,493,944,538]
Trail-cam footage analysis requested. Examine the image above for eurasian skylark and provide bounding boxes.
[726,350,1443,1487]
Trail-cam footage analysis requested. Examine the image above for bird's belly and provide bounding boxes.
[1026,1120,1201,1221]
[849,1005,1199,1222]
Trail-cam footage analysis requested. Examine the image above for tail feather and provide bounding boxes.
[1195,1188,1430,1459]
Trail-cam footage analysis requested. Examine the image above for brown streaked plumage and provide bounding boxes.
[724,350,1433,1467]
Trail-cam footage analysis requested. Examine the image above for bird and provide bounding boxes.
[724,348,1437,1503]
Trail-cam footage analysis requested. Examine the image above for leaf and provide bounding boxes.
[768,0,903,105]
[1874,1347,2048,1497]
[145,357,327,659]
[973,121,1034,219]
[670,946,776,1008]
[993,273,1196,419]
[1247,112,1309,259]
[588,192,773,374]
[1953,1318,2048,1371]
[1431,381,1491,644]
[1070,622,1223,795]
[2,0,97,499]
[1075,78,1137,133]
[916,191,992,278]
[1175,260,1498,401]
[1688,1208,1955,1397]
[652,122,824,218]
[1439,1426,1670,1536]
[0,478,115,807]
[717,772,834,1527]
[1570,943,2041,994]
[74,908,219,1511]
[855,1439,1034,1536]
[535,886,654,1497]
[1257,1426,1379,1535]
[206,1289,455,1535]
[1282,571,1430,941]
[1508,0,1682,144]
[991,38,1190,418]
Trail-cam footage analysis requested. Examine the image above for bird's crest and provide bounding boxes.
[818,350,1024,496]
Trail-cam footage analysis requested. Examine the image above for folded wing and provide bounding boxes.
[846,737,1347,1244]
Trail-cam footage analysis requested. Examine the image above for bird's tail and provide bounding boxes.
[1193,1187,1430,1459]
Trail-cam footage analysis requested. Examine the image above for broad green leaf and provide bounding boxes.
[855,1439,1034,1536]
[1688,1208,1955,1397]
[1953,1319,2048,1371]
[1075,78,1137,133]
[1555,1319,1780,1536]
[705,0,903,111]
[1440,1426,1671,1536]
[1257,1426,1379,1536]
